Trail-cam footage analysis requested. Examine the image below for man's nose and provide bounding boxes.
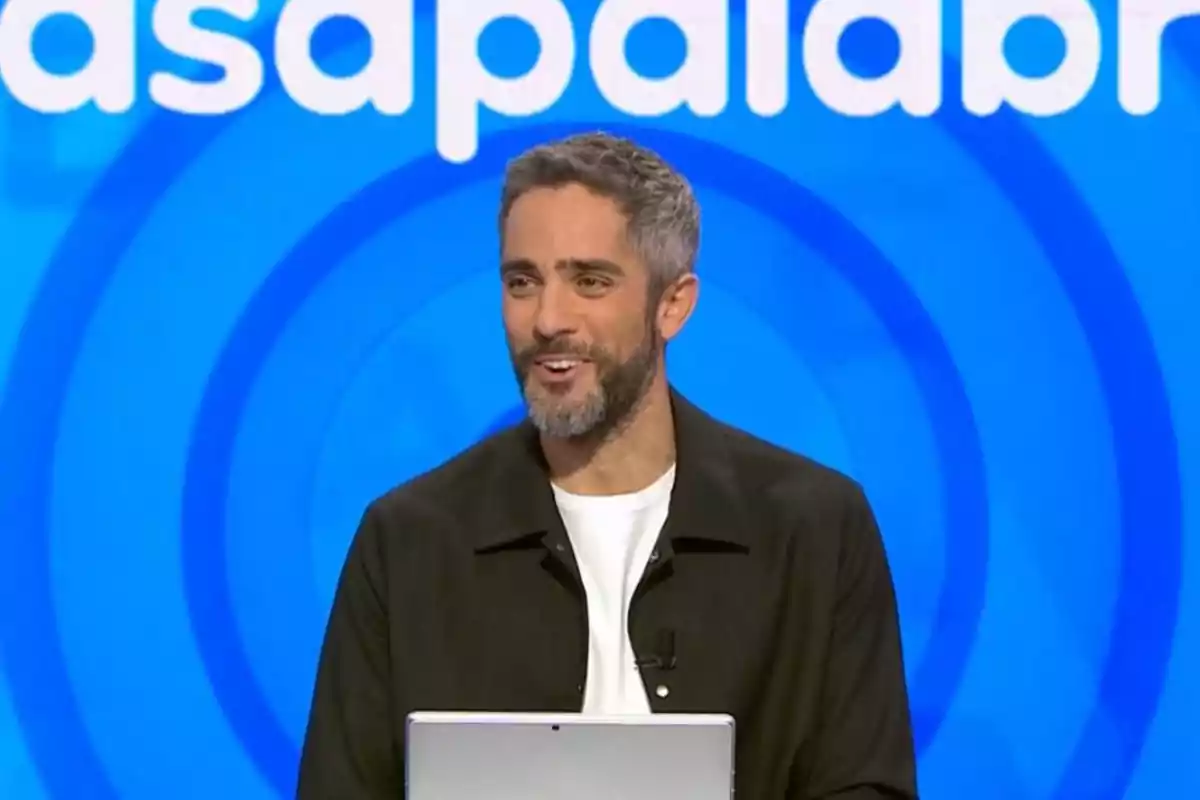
[533,283,578,338]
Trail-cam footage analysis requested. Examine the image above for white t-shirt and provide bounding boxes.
[551,464,676,716]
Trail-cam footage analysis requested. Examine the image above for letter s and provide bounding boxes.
[149,0,263,114]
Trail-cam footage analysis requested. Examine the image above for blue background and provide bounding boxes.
[2,1,1198,797]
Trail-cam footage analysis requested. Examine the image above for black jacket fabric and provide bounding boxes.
[297,389,919,799]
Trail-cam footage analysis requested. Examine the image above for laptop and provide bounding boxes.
[405,711,736,799]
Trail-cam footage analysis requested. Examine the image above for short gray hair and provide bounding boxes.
[498,131,700,289]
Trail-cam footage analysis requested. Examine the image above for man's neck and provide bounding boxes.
[541,382,676,496]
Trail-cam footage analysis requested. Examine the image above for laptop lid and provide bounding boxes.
[405,711,735,800]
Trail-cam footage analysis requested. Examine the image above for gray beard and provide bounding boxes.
[518,331,659,442]
[525,388,610,439]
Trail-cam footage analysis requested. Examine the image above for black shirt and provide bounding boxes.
[296,389,919,799]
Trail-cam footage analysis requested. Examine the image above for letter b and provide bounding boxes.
[963,0,1101,116]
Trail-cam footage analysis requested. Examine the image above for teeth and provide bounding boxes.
[545,360,577,370]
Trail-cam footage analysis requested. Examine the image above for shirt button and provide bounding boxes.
[655,684,670,698]
[649,550,660,562]
[556,543,566,552]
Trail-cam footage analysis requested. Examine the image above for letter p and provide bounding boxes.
[436,0,575,163]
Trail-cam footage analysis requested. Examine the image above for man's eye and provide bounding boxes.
[577,275,608,290]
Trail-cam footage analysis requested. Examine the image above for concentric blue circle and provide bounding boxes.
[180,124,989,795]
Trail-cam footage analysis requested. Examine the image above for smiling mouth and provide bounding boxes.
[532,356,590,380]
[540,358,581,372]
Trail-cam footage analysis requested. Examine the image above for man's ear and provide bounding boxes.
[657,273,699,342]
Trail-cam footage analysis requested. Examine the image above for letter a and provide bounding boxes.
[803,0,942,116]
[275,0,413,115]
[590,0,728,116]
[0,0,135,112]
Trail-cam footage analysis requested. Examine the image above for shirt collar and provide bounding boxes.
[472,387,751,553]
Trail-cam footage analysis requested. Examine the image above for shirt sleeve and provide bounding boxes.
[793,483,920,799]
[296,503,401,799]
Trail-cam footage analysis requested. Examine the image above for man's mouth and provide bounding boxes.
[539,357,581,373]
[532,355,589,381]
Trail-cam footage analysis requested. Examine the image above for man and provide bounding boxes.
[296,131,918,798]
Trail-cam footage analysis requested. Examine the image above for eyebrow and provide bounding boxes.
[500,258,536,277]
[499,258,627,276]
[566,258,625,276]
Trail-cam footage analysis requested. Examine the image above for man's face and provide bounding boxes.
[500,183,662,440]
